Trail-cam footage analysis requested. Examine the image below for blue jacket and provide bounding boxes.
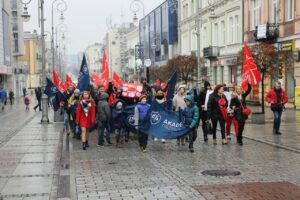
[135,102,151,125]
[183,95,199,128]
[112,108,125,129]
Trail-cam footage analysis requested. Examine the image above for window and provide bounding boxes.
[270,0,278,23]
[286,0,294,21]
[220,20,225,45]
[191,0,194,15]
[203,26,207,47]
[213,23,218,46]
[229,17,234,44]
[235,15,239,42]
[252,0,260,29]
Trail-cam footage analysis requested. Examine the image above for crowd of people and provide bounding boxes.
[56,77,288,153]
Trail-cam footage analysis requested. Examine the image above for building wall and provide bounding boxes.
[85,43,103,74]
[125,28,139,81]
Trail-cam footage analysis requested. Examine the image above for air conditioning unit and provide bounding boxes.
[203,46,219,58]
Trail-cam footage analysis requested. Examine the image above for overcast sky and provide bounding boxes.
[24,0,165,55]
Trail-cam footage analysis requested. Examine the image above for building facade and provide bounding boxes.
[244,0,300,103]
[139,0,179,68]
[0,0,13,91]
[85,43,103,74]
[18,31,42,89]
[124,27,139,81]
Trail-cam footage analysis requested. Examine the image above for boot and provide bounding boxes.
[119,140,124,148]
[86,141,89,147]
[212,139,217,145]
[189,144,194,153]
[222,139,228,145]
[82,142,86,150]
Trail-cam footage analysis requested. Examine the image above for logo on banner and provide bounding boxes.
[151,111,162,125]
[127,115,135,126]
[162,119,184,130]
[82,65,88,75]
[51,87,58,93]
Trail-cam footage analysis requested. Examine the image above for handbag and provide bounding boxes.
[239,100,251,117]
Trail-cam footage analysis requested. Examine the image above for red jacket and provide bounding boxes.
[265,88,288,104]
[76,99,96,128]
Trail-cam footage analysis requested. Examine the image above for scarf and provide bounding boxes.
[81,99,92,117]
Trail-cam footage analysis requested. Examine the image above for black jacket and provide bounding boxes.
[197,88,207,111]
[207,93,227,120]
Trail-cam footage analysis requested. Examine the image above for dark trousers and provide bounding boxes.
[237,119,245,142]
[273,110,282,131]
[34,99,41,111]
[138,131,148,149]
[212,119,226,139]
[189,127,198,148]
[200,111,208,140]
[98,122,110,145]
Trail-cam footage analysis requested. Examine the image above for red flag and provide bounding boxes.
[242,43,262,91]
[65,74,77,88]
[155,79,161,86]
[53,69,66,92]
[101,51,109,91]
[161,81,168,91]
[113,72,123,88]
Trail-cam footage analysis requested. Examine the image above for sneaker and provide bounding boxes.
[98,143,104,147]
[276,131,282,135]
[189,148,194,153]
[204,138,208,142]
[154,138,158,141]
[161,139,166,144]
[226,135,232,140]
[107,142,113,146]
[142,148,147,153]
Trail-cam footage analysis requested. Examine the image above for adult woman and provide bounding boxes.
[265,81,288,135]
[207,84,227,145]
[230,84,252,146]
[76,91,96,150]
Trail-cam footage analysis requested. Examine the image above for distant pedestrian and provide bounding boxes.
[134,95,150,153]
[23,87,27,97]
[265,81,288,135]
[0,86,6,110]
[24,95,30,111]
[183,95,199,153]
[33,87,42,111]
[9,90,14,105]
[76,91,96,150]
[96,92,112,146]
[112,101,126,148]
[207,84,228,145]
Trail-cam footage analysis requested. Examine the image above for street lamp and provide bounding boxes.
[20,0,49,123]
[51,0,67,75]
[130,0,147,83]
[55,23,68,74]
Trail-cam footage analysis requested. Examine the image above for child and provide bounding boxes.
[134,95,151,153]
[112,101,126,148]
[24,95,30,111]
[97,92,112,146]
[76,90,96,150]
[183,95,199,153]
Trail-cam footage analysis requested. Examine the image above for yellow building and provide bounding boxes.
[17,31,42,89]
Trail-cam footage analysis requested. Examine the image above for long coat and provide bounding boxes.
[76,99,96,128]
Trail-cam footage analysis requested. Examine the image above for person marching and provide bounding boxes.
[265,81,288,135]
[76,91,96,150]
[183,95,199,153]
[97,92,112,146]
[112,101,126,148]
[69,89,81,139]
[154,87,167,143]
[230,83,252,145]
[134,95,151,153]
[224,83,238,140]
[207,84,228,145]
[173,85,187,145]
[197,81,212,142]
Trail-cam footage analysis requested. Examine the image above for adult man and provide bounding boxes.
[141,77,151,95]
[23,87,27,97]
[33,87,42,111]
[189,82,200,103]
[265,81,288,135]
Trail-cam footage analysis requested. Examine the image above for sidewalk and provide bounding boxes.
[0,112,64,200]
[244,107,300,152]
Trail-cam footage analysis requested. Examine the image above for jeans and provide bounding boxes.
[188,127,198,148]
[273,110,282,131]
[212,119,226,139]
[115,128,124,142]
[98,122,110,145]
[138,131,148,149]
[64,111,69,131]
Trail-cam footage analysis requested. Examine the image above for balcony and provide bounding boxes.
[254,23,279,43]
[203,46,219,58]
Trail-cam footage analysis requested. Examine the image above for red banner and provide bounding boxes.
[121,83,143,98]
[53,69,66,92]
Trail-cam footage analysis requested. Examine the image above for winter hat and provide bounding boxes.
[116,102,123,108]
[74,89,80,94]
[204,81,211,88]
[139,94,147,101]
[177,85,186,91]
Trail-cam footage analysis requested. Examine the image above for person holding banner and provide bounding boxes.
[153,87,167,143]
[134,95,151,153]
[265,81,288,135]
[76,91,96,150]
[183,95,199,153]
[207,85,228,145]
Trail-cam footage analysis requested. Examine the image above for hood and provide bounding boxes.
[184,95,195,104]
[99,92,109,101]
[113,99,126,109]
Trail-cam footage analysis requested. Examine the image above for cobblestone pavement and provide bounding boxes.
[244,108,300,151]
[0,107,64,200]
[70,129,300,200]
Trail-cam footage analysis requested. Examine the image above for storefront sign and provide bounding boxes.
[220,57,237,66]
[278,40,294,51]
[295,87,300,107]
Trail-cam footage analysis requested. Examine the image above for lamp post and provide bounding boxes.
[130,0,147,83]
[21,0,49,123]
[55,23,68,75]
[51,0,67,73]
